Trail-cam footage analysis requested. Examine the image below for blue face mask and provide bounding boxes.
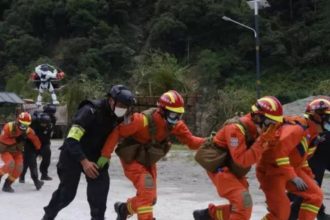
[167,117,179,125]
[166,111,182,125]
[323,122,330,131]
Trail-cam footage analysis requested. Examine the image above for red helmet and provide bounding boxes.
[305,97,330,115]
[157,90,185,113]
[17,112,32,126]
[251,96,283,122]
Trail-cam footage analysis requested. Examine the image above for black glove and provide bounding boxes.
[291,177,308,191]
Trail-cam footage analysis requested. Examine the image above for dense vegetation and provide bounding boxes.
[1,0,330,128]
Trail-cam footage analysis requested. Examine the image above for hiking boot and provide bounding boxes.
[114,202,129,220]
[193,208,211,220]
[2,179,15,193]
[34,179,44,190]
[41,175,53,181]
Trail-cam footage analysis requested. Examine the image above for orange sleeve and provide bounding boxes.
[271,125,305,181]
[27,128,41,150]
[2,123,11,137]
[118,113,145,137]
[224,124,264,168]
[301,163,315,178]
[171,121,205,150]
[0,123,11,145]
[101,113,144,158]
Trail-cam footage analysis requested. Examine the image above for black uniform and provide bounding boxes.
[40,116,54,179]
[20,112,51,188]
[43,99,122,220]
[289,132,330,220]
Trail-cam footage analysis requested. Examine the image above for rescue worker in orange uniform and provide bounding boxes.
[193,96,283,220]
[257,101,324,220]
[289,97,330,220]
[99,90,205,220]
[0,112,41,192]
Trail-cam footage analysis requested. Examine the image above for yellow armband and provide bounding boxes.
[67,125,85,141]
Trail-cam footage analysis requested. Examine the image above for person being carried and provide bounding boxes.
[100,90,206,220]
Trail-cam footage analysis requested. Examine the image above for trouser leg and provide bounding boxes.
[43,149,81,219]
[40,144,51,177]
[86,168,110,220]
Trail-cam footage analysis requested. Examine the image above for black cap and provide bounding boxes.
[107,85,136,106]
[39,113,51,124]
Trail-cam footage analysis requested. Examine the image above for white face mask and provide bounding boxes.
[114,107,127,117]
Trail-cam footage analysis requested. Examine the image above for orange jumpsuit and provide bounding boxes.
[205,114,266,220]
[0,122,41,182]
[256,122,323,220]
[102,109,205,220]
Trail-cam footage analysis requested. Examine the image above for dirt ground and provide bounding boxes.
[0,137,329,220]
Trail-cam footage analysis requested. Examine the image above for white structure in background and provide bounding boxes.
[32,64,64,106]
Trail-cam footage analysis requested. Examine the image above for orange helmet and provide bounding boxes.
[251,96,283,122]
[305,97,330,115]
[157,90,185,113]
[17,112,32,130]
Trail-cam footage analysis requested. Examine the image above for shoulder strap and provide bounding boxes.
[223,116,253,146]
[142,108,158,144]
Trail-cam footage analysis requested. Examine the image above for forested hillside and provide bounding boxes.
[1,0,330,123]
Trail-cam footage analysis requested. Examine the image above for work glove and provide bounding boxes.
[97,156,109,169]
[291,176,308,191]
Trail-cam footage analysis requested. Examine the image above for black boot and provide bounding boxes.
[193,208,211,220]
[41,214,54,220]
[318,211,330,220]
[19,176,25,183]
[114,202,129,220]
[2,179,15,193]
[41,175,52,181]
[34,179,44,190]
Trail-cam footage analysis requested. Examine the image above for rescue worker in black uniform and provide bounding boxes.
[41,85,136,220]
[19,112,52,189]
[40,104,57,180]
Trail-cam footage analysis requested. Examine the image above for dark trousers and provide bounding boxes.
[40,143,51,177]
[289,147,330,219]
[43,149,110,220]
[21,146,39,181]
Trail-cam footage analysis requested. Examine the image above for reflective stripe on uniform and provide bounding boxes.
[302,160,309,167]
[300,203,320,214]
[215,209,224,220]
[276,157,290,166]
[137,206,153,214]
[127,202,135,214]
[301,137,308,153]
[67,125,85,141]
[308,146,316,156]
[143,115,149,127]
[235,124,246,135]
